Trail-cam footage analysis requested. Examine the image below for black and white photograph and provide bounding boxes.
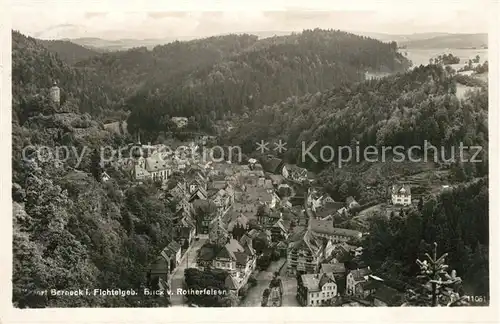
[3,0,497,315]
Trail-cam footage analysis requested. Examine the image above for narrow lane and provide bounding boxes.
[169,238,207,306]
[279,262,299,306]
[240,259,286,307]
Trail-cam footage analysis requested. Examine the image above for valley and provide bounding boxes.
[11,27,489,308]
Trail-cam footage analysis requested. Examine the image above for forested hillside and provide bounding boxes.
[122,29,411,137]
[38,39,100,65]
[226,65,488,171]
[362,178,489,296]
[12,31,174,307]
[76,34,260,94]
[12,31,126,120]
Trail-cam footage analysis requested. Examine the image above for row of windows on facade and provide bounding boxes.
[216,261,233,269]
[310,286,335,297]
[309,292,335,305]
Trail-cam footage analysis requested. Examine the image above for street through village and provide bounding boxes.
[240,259,299,307]
[170,238,207,306]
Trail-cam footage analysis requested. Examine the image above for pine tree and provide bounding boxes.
[406,242,468,306]
[90,149,103,181]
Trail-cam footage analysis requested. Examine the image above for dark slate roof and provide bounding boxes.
[309,219,362,238]
[314,202,346,218]
[350,268,372,281]
[359,280,381,290]
[260,157,285,174]
[234,252,249,266]
[373,285,405,306]
[161,241,181,259]
[321,263,346,274]
[225,274,238,290]
[197,244,217,262]
[319,272,335,288]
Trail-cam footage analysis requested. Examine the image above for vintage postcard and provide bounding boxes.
[1,0,499,323]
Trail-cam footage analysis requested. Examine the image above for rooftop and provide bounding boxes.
[301,273,334,292]
[350,267,372,281]
[321,263,346,274]
[392,184,411,196]
[314,201,346,218]
[309,219,362,238]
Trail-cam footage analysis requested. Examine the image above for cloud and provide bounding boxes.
[84,12,107,20]
[147,12,190,19]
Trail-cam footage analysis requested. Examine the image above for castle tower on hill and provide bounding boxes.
[50,81,60,105]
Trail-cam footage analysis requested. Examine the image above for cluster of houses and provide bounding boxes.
[259,185,406,307]
[142,149,311,294]
[296,256,406,307]
[136,142,410,305]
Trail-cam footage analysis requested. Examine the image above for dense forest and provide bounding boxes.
[37,39,101,65]
[12,31,126,120]
[226,64,488,171]
[362,178,489,296]
[12,31,174,307]
[76,34,260,95]
[121,29,411,137]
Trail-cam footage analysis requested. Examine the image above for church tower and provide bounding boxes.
[50,81,60,105]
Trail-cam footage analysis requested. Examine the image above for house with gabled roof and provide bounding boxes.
[321,263,346,277]
[133,164,151,182]
[391,184,411,206]
[313,201,346,218]
[173,208,196,245]
[355,278,381,299]
[196,238,256,290]
[143,154,173,183]
[271,218,289,242]
[287,230,324,275]
[260,156,288,178]
[297,272,337,306]
[189,186,208,203]
[309,218,362,243]
[346,267,372,296]
[152,241,181,275]
[320,262,346,294]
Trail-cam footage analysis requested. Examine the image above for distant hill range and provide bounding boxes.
[350,32,487,49]
[66,31,294,51]
[38,39,101,64]
[34,28,488,52]
[397,33,487,49]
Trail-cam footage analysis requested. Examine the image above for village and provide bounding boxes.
[98,128,426,307]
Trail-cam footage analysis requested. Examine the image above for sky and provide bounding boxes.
[11,0,493,40]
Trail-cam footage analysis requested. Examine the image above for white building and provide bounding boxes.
[298,273,338,306]
[171,117,189,128]
[391,184,412,206]
[133,155,173,183]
